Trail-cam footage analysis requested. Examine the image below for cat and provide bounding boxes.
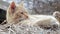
[6,1,28,25]
[6,2,59,30]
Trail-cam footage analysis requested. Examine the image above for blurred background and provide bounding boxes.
[0,0,60,23]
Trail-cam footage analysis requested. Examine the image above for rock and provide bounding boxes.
[0,9,6,24]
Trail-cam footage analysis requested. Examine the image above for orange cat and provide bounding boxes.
[6,2,28,24]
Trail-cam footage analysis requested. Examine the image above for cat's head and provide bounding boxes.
[7,2,28,22]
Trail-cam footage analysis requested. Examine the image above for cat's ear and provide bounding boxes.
[19,1,24,8]
[9,1,16,9]
[7,2,16,14]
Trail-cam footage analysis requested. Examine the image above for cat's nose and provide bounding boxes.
[25,15,28,19]
[26,15,28,18]
[23,13,28,19]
